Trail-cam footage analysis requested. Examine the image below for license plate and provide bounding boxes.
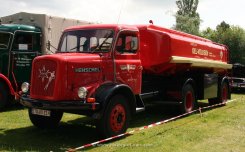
[241,84,245,88]
[232,84,238,87]
[32,108,51,117]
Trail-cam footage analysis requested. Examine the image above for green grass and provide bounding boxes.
[0,94,245,152]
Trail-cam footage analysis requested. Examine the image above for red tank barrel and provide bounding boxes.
[137,25,232,74]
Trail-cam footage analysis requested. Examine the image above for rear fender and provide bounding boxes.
[182,78,196,93]
[181,77,200,100]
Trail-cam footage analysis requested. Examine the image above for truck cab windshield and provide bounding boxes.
[0,33,11,49]
[59,29,114,53]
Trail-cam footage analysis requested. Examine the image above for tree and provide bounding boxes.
[176,0,199,17]
[174,0,201,35]
[201,27,216,40]
[202,21,245,64]
[216,21,230,31]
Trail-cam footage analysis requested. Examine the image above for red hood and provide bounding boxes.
[31,53,102,101]
[34,53,101,63]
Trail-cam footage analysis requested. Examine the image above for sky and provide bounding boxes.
[0,0,245,30]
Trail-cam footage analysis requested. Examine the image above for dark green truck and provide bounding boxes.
[0,24,42,108]
[0,12,90,108]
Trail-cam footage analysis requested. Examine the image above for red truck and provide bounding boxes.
[20,24,232,137]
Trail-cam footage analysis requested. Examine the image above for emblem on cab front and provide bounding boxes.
[39,66,55,90]
[120,64,136,71]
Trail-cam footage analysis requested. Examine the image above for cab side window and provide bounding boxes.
[116,33,138,54]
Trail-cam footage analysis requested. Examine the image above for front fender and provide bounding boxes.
[95,83,136,115]
[0,73,15,95]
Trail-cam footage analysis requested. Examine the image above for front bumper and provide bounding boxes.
[20,95,100,111]
[231,83,245,89]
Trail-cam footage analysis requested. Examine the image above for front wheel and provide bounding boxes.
[97,95,131,138]
[28,108,63,129]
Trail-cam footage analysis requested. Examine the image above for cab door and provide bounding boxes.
[9,31,41,88]
[114,31,142,94]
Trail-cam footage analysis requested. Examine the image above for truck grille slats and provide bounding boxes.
[31,60,57,97]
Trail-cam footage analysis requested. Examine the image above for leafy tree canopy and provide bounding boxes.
[201,21,245,64]
[174,0,201,35]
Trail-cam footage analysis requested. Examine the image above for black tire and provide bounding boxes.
[97,95,131,138]
[28,108,63,129]
[208,81,229,105]
[180,84,196,113]
[0,82,9,109]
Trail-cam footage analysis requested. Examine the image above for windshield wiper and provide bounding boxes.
[69,44,86,52]
[90,32,113,53]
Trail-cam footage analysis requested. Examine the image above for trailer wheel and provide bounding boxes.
[209,81,229,105]
[180,84,196,113]
[0,82,9,109]
[97,95,130,138]
[28,109,63,129]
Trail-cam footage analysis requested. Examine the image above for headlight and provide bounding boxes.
[21,82,30,93]
[78,87,87,99]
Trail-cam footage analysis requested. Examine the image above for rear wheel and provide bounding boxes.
[28,108,63,129]
[180,84,196,113]
[209,81,229,105]
[0,82,9,109]
[97,95,130,138]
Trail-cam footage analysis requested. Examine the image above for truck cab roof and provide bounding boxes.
[0,24,41,33]
[64,24,139,32]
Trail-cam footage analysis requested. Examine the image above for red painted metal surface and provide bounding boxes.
[31,59,57,98]
[185,91,193,112]
[30,53,103,101]
[110,104,126,132]
[137,25,229,73]
[114,48,142,94]
[64,24,138,33]
[0,74,15,95]
[29,24,230,101]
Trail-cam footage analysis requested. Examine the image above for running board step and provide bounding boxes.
[151,100,183,105]
[136,107,145,113]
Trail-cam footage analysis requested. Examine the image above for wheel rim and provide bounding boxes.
[185,91,193,112]
[222,85,228,103]
[110,104,126,132]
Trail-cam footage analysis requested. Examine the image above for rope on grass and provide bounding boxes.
[67,99,238,152]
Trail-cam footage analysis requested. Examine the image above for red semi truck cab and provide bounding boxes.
[21,24,232,137]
